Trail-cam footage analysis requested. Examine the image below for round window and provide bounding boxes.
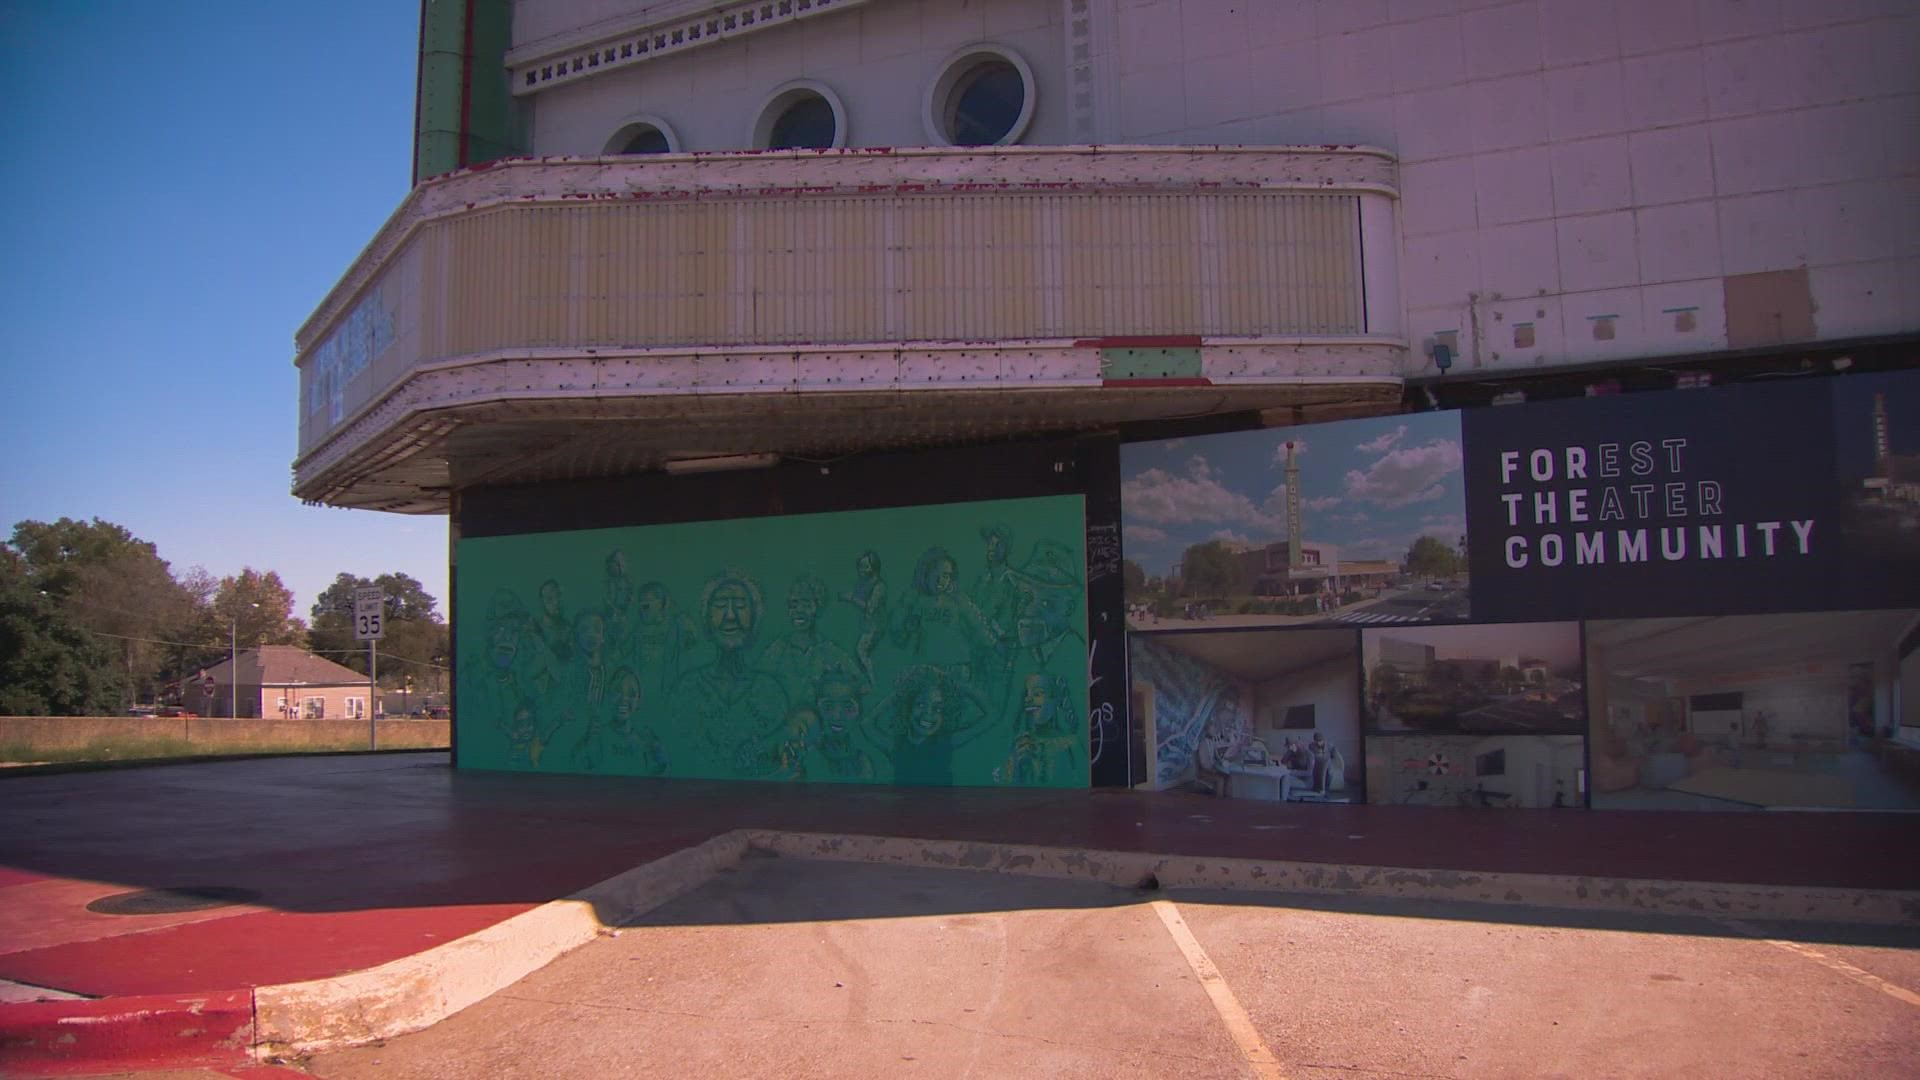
[947,61,1024,146]
[602,116,680,156]
[924,46,1036,148]
[752,81,848,151]
[619,126,670,154]
[768,94,837,150]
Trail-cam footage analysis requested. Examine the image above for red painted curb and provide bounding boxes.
[0,990,253,1076]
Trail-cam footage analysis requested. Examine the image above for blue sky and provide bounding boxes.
[1119,411,1468,579]
[0,2,448,620]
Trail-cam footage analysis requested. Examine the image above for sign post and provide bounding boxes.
[353,587,385,750]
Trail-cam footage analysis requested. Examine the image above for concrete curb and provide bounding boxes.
[744,831,1920,927]
[251,831,748,1058]
[0,989,253,1075]
[19,828,1915,1068]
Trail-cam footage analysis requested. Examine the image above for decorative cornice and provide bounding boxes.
[507,0,872,98]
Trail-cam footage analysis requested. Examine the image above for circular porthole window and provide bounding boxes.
[752,80,847,150]
[924,45,1035,147]
[602,116,681,155]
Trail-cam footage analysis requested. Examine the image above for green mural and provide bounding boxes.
[456,495,1090,787]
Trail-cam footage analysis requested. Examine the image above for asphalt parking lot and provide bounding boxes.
[302,856,1920,1080]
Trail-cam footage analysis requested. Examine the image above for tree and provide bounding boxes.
[207,569,305,652]
[7,517,199,706]
[308,571,449,691]
[1179,541,1243,599]
[1404,535,1461,578]
[0,553,126,715]
[1121,558,1147,595]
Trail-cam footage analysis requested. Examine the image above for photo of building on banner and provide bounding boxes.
[1119,411,1470,630]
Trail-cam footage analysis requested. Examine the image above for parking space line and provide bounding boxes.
[1149,899,1286,1080]
[1720,919,1920,1010]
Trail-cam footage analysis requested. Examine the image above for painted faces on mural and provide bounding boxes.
[634,584,668,626]
[856,551,877,578]
[908,682,947,742]
[1016,584,1074,646]
[933,558,957,595]
[489,621,520,670]
[788,588,819,631]
[1022,673,1056,724]
[707,581,756,649]
[606,573,634,614]
[540,580,563,618]
[815,676,861,736]
[575,611,607,655]
[611,670,641,726]
[986,530,1008,564]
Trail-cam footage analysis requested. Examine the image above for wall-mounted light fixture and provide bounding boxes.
[662,453,781,475]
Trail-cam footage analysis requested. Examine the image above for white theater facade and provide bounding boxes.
[296,0,1920,812]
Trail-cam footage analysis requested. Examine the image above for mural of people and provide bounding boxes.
[994,672,1081,785]
[631,581,696,698]
[893,546,999,680]
[602,551,637,661]
[595,667,668,774]
[455,492,1090,787]
[463,590,556,767]
[1009,540,1087,671]
[664,571,789,771]
[761,574,861,702]
[839,550,888,686]
[559,610,612,765]
[808,664,876,780]
[971,525,1019,640]
[869,664,994,786]
[533,579,573,670]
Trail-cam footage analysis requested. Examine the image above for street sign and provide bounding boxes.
[353,587,385,641]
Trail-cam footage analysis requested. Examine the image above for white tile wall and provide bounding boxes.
[1475,146,1556,224]
[1550,136,1634,214]
[516,0,1918,371]
[1717,190,1807,273]
[1615,0,1700,56]
[1636,200,1723,283]
[1461,2,1542,79]
[1621,50,1708,129]
[1628,125,1716,205]
[1541,0,1620,66]
[1479,219,1562,296]
[1402,158,1481,235]
[1471,73,1550,151]
[1810,260,1910,338]
[1696,0,1783,44]
[1545,60,1628,139]
[1642,279,1728,350]
[1557,211,1640,291]
[1390,16,1467,93]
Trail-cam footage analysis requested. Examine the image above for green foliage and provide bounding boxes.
[309,571,449,690]
[1404,535,1463,578]
[0,556,127,715]
[7,517,200,706]
[1178,540,1243,599]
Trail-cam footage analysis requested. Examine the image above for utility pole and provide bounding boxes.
[368,637,378,750]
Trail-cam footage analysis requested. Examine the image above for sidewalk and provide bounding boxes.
[2,752,1915,1074]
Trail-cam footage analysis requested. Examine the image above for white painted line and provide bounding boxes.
[1721,919,1920,1010]
[1150,899,1286,1080]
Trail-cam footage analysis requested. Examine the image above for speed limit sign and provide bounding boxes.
[353,587,385,641]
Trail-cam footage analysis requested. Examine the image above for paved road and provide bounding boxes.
[302,857,1920,1080]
